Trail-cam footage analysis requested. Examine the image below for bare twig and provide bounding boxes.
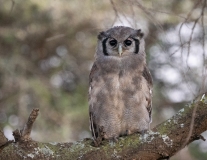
[46,34,66,42]
[110,0,123,26]
[181,103,198,149]
[200,0,207,94]
[171,0,203,64]
[186,18,199,67]
[9,0,15,15]
[185,0,206,68]
[21,108,39,140]
[169,42,189,57]
[12,108,39,142]
[169,0,206,98]
[178,0,202,46]
[148,8,187,20]
[129,4,137,28]
[199,134,206,141]
[133,0,164,31]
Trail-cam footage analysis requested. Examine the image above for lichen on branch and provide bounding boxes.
[0,93,207,160]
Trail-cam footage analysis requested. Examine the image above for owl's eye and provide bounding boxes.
[124,39,132,46]
[109,39,117,46]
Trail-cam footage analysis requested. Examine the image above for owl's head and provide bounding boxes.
[96,26,145,58]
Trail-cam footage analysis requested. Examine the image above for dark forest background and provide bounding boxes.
[0,0,206,159]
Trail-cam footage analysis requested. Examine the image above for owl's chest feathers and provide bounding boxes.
[94,66,144,105]
[91,57,148,111]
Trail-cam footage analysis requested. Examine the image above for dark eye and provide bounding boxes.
[109,39,117,46]
[124,39,132,46]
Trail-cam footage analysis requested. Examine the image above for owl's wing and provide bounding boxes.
[142,66,153,122]
[88,63,101,142]
[89,63,98,93]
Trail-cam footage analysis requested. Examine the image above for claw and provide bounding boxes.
[140,129,148,136]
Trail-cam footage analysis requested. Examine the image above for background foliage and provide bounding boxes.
[0,0,206,159]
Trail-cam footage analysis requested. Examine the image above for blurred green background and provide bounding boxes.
[0,0,206,159]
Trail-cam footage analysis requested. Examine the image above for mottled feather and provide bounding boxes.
[142,66,153,121]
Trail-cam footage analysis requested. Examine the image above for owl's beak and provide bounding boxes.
[118,43,123,56]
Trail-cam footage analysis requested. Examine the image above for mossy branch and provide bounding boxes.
[0,93,207,160]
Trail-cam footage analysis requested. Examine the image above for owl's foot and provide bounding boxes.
[125,129,149,137]
[93,135,118,147]
[93,137,103,147]
[108,136,118,145]
[112,136,118,142]
[92,126,105,147]
[126,129,134,136]
[140,129,148,136]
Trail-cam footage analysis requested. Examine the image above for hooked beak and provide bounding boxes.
[118,43,123,56]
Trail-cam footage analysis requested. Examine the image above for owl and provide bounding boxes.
[88,26,153,146]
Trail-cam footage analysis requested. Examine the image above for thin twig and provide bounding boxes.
[200,0,207,94]
[9,0,15,15]
[186,18,199,68]
[169,42,188,57]
[110,0,123,26]
[181,103,198,149]
[130,4,137,28]
[171,0,205,98]
[133,0,164,31]
[12,108,39,142]
[21,108,39,140]
[148,8,187,20]
[46,34,65,42]
[178,0,202,46]
[177,0,202,69]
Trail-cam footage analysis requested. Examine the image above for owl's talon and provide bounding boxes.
[126,129,133,136]
[113,136,118,143]
[140,129,148,137]
[109,136,118,144]
[93,137,102,147]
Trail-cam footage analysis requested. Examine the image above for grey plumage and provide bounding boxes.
[88,26,153,145]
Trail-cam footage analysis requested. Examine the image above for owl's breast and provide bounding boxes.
[89,68,150,137]
[90,69,147,112]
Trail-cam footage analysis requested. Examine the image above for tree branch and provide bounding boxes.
[0,93,207,160]
[0,131,8,147]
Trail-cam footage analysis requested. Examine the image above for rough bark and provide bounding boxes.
[0,93,207,160]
